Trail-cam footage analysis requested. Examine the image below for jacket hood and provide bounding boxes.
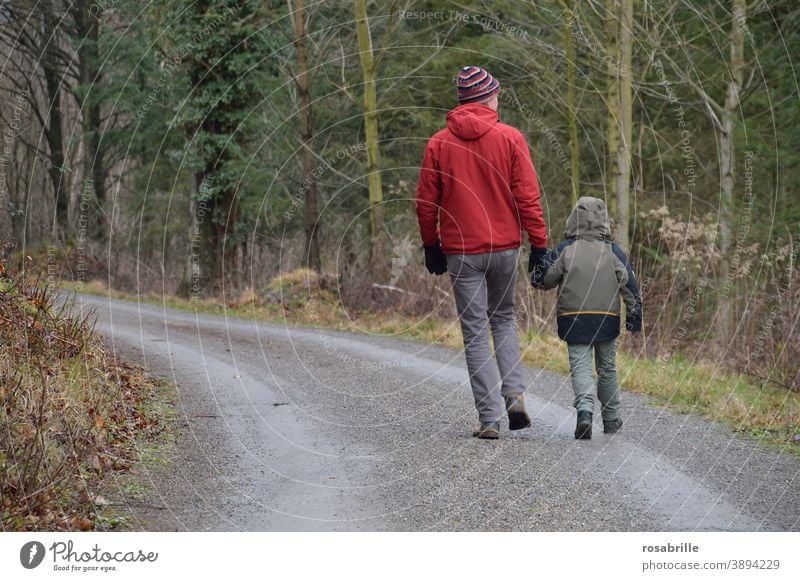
[446,103,499,140]
[565,196,612,240]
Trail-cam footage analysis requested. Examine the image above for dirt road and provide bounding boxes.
[71,293,799,531]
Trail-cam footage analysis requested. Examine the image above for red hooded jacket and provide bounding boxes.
[415,103,547,254]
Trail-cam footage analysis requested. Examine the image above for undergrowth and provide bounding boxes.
[0,261,172,531]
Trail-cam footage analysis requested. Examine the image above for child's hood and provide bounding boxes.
[565,196,612,241]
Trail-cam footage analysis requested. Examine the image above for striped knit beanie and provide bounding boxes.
[456,66,501,104]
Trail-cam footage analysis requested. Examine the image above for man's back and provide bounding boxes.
[416,103,547,255]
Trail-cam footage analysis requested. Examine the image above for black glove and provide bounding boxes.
[528,246,549,288]
[424,240,447,275]
[527,246,547,273]
[625,300,643,332]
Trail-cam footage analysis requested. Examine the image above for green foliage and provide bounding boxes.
[167,1,273,195]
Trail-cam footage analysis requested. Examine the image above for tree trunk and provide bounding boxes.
[41,1,69,241]
[607,0,633,251]
[177,171,200,299]
[718,0,746,344]
[563,0,580,204]
[355,0,387,282]
[196,169,220,297]
[606,0,620,223]
[291,0,321,273]
[73,0,106,241]
[616,0,633,252]
[217,175,241,293]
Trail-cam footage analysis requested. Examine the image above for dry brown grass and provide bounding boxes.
[0,262,169,531]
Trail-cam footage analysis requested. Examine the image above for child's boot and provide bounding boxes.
[575,411,592,439]
[603,417,623,434]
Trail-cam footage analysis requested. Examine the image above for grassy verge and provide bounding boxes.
[1,267,176,531]
[93,376,178,531]
[62,272,800,455]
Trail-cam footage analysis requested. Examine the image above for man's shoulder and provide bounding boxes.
[494,121,526,142]
[430,127,453,141]
[426,127,455,148]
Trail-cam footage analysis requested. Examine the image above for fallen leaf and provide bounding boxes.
[78,518,93,531]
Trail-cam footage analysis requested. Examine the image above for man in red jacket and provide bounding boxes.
[416,66,548,439]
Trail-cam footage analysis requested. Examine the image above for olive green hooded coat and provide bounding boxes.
[537,196,642,344]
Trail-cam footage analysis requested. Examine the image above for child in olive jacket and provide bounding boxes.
[532,196,642,439]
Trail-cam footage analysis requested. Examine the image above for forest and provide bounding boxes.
[1,0,798,392]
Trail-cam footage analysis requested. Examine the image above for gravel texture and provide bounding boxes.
[71,293,800,532]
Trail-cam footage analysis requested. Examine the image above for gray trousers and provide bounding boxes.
[567,340,620,421]
[446,248,526,422]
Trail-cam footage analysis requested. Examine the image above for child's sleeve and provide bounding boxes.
[539,242,571,290]
[611,243,643,332]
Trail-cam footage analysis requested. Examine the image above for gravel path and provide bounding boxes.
[70,293,800,532]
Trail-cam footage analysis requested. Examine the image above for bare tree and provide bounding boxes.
[0,0,122,245]
[561,0,581,203]
[606,0,634,251]
[0,0,72,240]
[289,0,321,273]
[647,0,749,344]
[355,0,397,282]
[717,0,746,343]
[72,0,106,240]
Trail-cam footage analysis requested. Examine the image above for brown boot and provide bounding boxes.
[472,421,500,439]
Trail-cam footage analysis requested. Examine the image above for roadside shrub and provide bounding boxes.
[0,261,165,530]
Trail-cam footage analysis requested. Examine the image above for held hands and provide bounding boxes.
[626,302,643,333]
[528,246,549,288]
[423,240,448,275]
